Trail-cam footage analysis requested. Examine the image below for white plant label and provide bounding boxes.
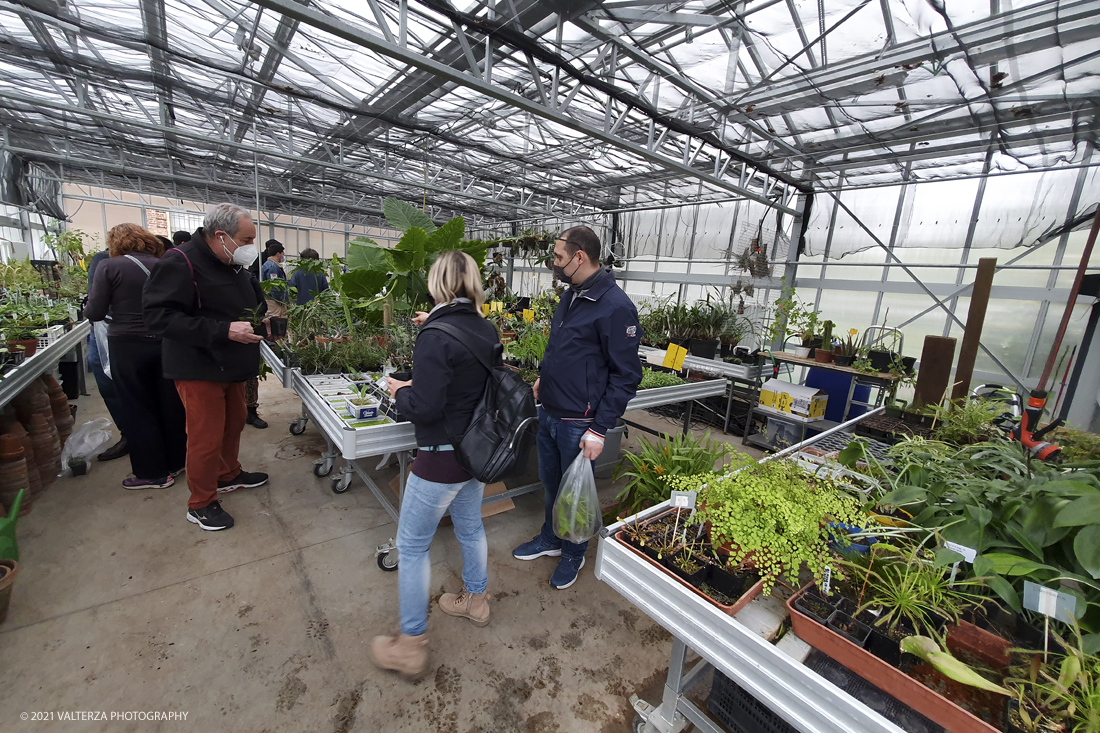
[670,491,697,510]
[821,566,832,595]
[1038,586,1059,617]
[944,541,977,564]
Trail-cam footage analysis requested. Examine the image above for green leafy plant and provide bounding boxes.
[681,457,865,595]
[613,431,731,514]
[638,368,685,390]
[931,398,1006,445]
[837,328,864,357]
[900,636,1012,695]
[508,330,549,366]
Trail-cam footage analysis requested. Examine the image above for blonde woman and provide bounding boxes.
[372,250,500,680]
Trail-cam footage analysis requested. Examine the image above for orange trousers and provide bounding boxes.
[175,380,247,509]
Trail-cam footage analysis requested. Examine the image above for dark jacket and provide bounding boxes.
[85,250,109,363]
[86,252,160,337]
[394,303,500,447]
[539,268,643,437]
[288,269,329,305]
[142,231,265,382]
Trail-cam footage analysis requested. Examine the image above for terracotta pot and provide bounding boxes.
[814,349,835,364]
[12,381,50,427]
[788,584,1009,733]
[0,435,29,518]
[0,421,39,505]
[27,413,61,491]
[7,340,36,358]
[0,558,18,623]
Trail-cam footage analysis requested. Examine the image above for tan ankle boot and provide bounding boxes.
[438,589,490,627]
[369,632,429,680]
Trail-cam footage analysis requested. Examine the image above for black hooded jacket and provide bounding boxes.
[142,230,265,382]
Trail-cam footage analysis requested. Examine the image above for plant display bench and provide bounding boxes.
[597,505,906,733]
[0,320,90,409]
[638,345,766,435]
[260,340,295,390]
[597,409,906,733]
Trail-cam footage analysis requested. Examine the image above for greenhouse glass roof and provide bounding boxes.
[0,0,1096,228]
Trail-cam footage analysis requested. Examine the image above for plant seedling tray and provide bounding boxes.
[788,584,1010,733]
[614,509,764,616]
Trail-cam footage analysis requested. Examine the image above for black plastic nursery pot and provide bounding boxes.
[868,349,893,371]
[827,610,872,647]
[688,339,718,359]
[719,342,737,358]
[252,323,268,339]
[834,354,856,367]
[267,317,288,339]
[390,371,412,382]
[901,355,917,374]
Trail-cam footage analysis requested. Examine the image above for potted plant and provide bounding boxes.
[666,303,693,349]
[835,329,862,367]
[344,383,380,420]
[815,320,836,363]
[613,431,731,514]
[5,323,40,358]
[386,319,417,381]
[687,302,722,360]
[680,455,865,597]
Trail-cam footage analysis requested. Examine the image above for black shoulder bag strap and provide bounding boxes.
[419,320,498,373]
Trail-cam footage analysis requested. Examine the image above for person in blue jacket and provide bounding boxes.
[512,226,642,590]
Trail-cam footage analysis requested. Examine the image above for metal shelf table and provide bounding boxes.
[597,409,902,733]
[0,321,91,409]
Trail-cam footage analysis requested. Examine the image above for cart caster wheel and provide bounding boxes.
[632,715,646,733]
[377,551,398,572]
[289,420,307,435]
[313,462,333,478]
[331,474,352,494]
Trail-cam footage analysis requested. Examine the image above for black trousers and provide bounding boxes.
[107,335,188,479]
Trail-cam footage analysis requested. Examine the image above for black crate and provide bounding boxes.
[707,670,796,733]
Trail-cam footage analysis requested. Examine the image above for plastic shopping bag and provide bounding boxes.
[59,418,113,477]
[93,320,111,378]
[552,452,602,544]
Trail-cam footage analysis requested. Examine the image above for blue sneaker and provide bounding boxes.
[550,555,585,590]
[513,535,562,561]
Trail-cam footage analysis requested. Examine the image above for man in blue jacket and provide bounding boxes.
[513,226,642,589]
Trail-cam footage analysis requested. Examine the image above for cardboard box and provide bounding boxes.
[388,477,514,521]
[758,378,828,420]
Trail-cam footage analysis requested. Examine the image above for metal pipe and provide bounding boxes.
[1039,207,1100,390]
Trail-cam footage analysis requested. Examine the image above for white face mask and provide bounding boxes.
[221,235,258,268]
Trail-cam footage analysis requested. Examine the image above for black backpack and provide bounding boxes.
[419,321,538,483]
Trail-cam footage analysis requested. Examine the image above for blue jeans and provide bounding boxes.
[537,407,595,558]
[89,351,127,440]
[396,473,488,636]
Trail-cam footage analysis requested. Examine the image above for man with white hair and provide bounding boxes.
[143,203,270,531]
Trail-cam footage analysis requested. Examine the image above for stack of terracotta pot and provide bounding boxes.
[0,435,29,518]
[42,375,74,447]
[0,374,69,514]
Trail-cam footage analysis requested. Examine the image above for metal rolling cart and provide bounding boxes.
[0,321,91,409]
[596,408,907,733]
[263,342,729,572]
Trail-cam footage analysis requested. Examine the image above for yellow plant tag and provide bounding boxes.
[491,301,503,313]
[481,304,490,316]
[522,309,534,322]
[662,344,687,371]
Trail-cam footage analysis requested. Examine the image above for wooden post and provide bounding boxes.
[913,336,957,408]
[951,257,997,401]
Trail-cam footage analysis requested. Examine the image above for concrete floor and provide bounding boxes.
[0,376,758,733]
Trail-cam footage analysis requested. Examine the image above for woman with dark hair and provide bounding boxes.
[287,248,329,305]
[86,223,187,490]
[156,235,174,252]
